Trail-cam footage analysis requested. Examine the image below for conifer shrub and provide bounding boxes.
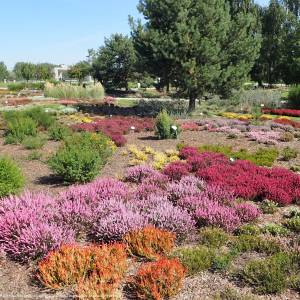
[0,157,24,198]
[155,110,179,139]
[199,227,231,248]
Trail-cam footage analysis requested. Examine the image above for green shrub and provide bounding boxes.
[214,287,255,300]
[4,115,37,144]
[280,132,294,142]
[198,144,232,156]
[0,157,25,198]
[260,199,278,214]
[290,165,300,172]
[48,123,72,141]
[27,151,42,161]
[284,217,300,233]
[290,274,300,292]
[155,110,179,139]
[285,208,300,219]
[199,227,231,248]
[211,250,237,272]
[22,135,46,149]
[233,235,281,255]
[260,223,290,236]
[281,146,298,161]
[174,246,215,275]
[288,85,300,109]
[24,107,55,129]
[44,82,105,100]
[236,224,260,236]
[48,132,113,183]
[242,252,296,294]
[7,82,45,92]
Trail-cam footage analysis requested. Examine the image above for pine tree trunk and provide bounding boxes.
[188,96,196,112]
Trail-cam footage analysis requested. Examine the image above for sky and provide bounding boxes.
[0,0,270,70]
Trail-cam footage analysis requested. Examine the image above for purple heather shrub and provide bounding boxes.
[133,182,167,201]
[124,165,159,183]
[145,201,196,238]
[203,184,235,205]
[234,202,261,223]
[167,176,205,203]
[0,192,75,262]
[195,202,241,232]
[91,204,148,242]
[60,178,128,203]
[246,131,281,145]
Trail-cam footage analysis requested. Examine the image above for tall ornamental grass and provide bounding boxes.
[44,82,105,100]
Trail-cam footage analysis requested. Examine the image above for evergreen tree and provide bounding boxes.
[92,34,136,90]
[68,61,91,83]
[0,62,9,81]
[132,0,261,111]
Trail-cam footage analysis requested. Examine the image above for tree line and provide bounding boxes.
[1,0,299,111]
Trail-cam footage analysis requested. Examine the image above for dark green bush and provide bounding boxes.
[48,123,72,141]
[22,135,46,149]
[199,227,231,248]
[281,146,298,161]
[155,109,179,139]
[260,199,278,214]
[211,250,237,272]
[233,235,281,255]
[7,82,45,92]
[48,132,113,183]
[0,157,24,198]
[242,252,296,294]
[288,85,300,109]
[174,246,215,275]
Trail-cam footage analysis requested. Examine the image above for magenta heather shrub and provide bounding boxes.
[111,133,127,147]
[163,161,191,181]
[0,192,75,262]
[179,146,200,159]
[133,182,167,200]
[234,202,261,223]
[124,165,160,183]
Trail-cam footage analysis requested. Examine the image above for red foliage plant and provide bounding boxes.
[163,161,191,181]
[179,146,300,205]
[72,116,154,146]
[124,226,176,260]
[131,258,186,300]
[262,108,300,117]
[38,243,127,290]
[273,118,300,129]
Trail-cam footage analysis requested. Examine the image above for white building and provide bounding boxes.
[53,64,69,81]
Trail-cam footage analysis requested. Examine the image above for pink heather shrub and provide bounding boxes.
[145,201,196,238]
[133,182,167,200]
[246,131,281,145]
[0,192,75,262]
[163,161,191,181]
[167,176,205,203]
[181,122,200,131]
[195,202,241,232]
[234,202,261,223]
[124,165,160,183]
[91,205,148,242]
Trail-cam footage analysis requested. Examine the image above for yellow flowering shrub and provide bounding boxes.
[126,145,179,169]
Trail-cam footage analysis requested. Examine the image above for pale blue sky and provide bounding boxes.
[0,0,270,69]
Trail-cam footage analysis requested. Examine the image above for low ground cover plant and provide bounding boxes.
[49,132,114,183]
[0,156,24,198]
[281,146,298,161]
[38,243,127,290]
[22,135,46,149]
[73,116,154,147]
[179,146,300,205]
[124,226,175,260]
[131,258,186,300]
